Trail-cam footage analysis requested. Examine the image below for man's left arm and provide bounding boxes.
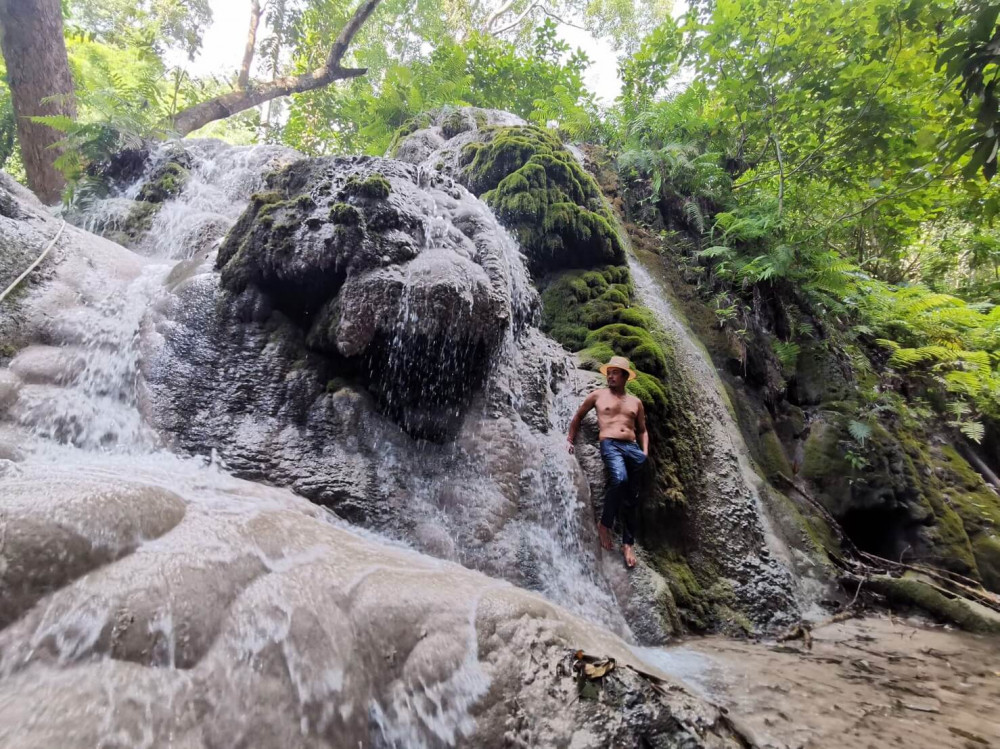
[635,400,649,456]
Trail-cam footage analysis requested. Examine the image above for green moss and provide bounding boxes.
[344,173,391,200]
[869,575,1000,633]
[793,342,853,405]
[250,191,283,207]
[386,112,434,155]
[137,161,189,203]
[460,126,624,274]
[651,553,740,632]
[800,420,850,489]
[757,429,793,480]
[107,200,158,247]
[973,535,1000,591]
[441,109,473,139]
[329,202,362,225]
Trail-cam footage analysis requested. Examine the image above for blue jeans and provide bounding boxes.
[600,438,646,545]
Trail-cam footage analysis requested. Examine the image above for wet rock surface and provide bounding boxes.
[0,456,745,749]
[214,155,534,437]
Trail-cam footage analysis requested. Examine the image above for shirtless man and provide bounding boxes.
[566,355,648,568]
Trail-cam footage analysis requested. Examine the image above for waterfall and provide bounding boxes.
[3,139,710,746]
[629,254,824,620]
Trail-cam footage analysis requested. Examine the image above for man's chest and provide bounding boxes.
[596,395,637,420]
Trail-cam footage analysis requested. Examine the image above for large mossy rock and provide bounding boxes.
[394,109,698,507]
[800,411,1000,591]
[216,155,533,438]
[395,110,802,630]
[393,111,624,276]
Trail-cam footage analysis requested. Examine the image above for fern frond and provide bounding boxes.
[961,421,986,443]
[848,419,872,445]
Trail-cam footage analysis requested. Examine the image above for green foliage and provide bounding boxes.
[937,1,1000,180]
[861,284,1000,425]
[847,419,873,446]
[19,32,257,200]
[283,19,599,155]
[610,0,1000,445]
[67,0,213,60]
[344,173,391,200]
[772,340,800,370]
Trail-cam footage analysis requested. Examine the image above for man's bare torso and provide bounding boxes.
[594,388,642,441]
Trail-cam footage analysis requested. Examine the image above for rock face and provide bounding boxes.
[130,143,666,639]
[214,156,535,437]
[0,166,751,747]
[0,455,746,749]
[392,109,804,632]
[614,140,1000,601]
[12,126,803,639]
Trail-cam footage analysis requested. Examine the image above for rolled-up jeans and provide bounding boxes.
[599,438,646,545]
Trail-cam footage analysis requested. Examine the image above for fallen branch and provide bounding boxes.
[773,472,1000,617]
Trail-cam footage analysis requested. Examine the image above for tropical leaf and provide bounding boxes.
[848,419,872,445]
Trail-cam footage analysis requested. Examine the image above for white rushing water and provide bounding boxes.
[0,143,500,746]
[0,140,666,746]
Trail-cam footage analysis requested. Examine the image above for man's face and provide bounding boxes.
[606,367,627,387]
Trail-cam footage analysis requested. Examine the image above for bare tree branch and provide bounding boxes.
[170,0,383,136]
[492,1,541,36]
[484,0,520,33]
[238,0,262,90]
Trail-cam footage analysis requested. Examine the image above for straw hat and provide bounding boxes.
[599,355,637,381]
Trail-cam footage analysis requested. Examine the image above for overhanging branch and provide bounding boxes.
[169,0,382,136]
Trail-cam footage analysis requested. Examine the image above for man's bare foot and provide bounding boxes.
[597,523,613,550]
[623,544,636,568]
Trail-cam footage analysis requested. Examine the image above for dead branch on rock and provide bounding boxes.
[774,472,1000,617]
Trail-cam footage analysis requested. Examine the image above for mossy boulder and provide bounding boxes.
[216,156,531,439]
[799,412,1000,590]
[790,342,854,406]
[650,552,749,634]
[73,147,192,249]
[459,126,625,275]
[137,160,190,203]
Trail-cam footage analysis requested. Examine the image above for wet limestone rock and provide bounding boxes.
[0,458,748,749]
[395,109,802,632]
[215,156,533,437]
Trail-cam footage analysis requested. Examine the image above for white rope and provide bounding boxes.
[0,219,66,304]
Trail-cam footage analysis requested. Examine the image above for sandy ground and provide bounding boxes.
[656,615,1000,749]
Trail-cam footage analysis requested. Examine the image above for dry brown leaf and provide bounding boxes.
[583,659,616,679]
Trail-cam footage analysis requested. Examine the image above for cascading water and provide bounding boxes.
[0,143,507,746]
[1,138,748,747]
[628,255,826,619]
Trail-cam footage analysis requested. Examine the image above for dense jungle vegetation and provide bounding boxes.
[3,0,1000,467]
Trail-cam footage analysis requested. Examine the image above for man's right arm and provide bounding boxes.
[567,391,599,454]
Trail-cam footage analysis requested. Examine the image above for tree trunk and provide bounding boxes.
[169,0,383,137]
[0,0,76,204]
[238,0,262,91]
